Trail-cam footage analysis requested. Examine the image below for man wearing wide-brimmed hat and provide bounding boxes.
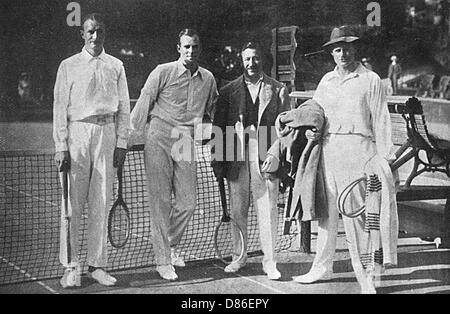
[292,26,398,294]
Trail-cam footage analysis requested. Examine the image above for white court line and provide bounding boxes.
[0,180,153,292]
[1,182,61,292]
[391,285,450,294]
[1,182,57,207]
[1,181,151,242]
[385,263,450,275]
[212,263,287,294]
[0,256,58,294]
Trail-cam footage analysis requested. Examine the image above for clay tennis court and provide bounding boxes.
[1,122,449,294]
[1,222,449,295]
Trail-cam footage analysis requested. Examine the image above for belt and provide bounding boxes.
[77,114,115,125]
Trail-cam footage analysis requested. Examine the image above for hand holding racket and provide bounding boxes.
[59,159,71,264]
[213,178,245,264]
[108,165,131,249]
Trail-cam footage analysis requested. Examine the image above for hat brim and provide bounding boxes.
[322,36,359,48]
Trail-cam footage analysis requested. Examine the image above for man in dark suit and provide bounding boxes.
[211,41,291,280]
[388,55,402,95]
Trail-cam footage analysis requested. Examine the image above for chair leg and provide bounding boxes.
[405,152,421,188]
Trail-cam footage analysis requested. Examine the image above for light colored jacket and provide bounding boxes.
[267,99,327,221]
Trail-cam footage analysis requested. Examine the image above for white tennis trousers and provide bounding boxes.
[228,136,279,266]
[144,118,197,266]
[311,134,378,287]
[59,121,116,268]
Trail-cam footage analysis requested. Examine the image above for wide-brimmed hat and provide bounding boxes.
[322,26,359,48]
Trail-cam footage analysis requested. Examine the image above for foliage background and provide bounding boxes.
[0,0,448,119]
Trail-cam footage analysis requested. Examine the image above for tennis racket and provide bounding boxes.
[59,160,71,264]
[337,141,410,218]
[108,165,131,249]
[213,177,245,265]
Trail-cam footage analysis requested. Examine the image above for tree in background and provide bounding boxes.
[1,0,448,120]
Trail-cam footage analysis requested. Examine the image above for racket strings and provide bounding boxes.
[109,202,130,248]
[214,220,245,264]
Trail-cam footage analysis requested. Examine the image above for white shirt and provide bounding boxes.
[130,59,218,137]
[313,63,394,158]
[53,48,130,151]
[244,74,263,103]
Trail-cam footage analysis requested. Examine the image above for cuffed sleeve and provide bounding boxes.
[53,62,70,152]
[116,65,131,149]
[130,66,160,139]
[369,76,394,159]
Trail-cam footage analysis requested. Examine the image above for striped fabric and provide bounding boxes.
[360,249,384,269]
[365,213,380,231]
[360,173,383,270]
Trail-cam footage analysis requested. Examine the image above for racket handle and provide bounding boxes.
[218,178,230,222]
[117,165,123,197]
[59,159,70,173]
[62,170,68,202]
[59,168,71,264]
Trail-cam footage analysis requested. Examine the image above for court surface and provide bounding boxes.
[1,122,449,294]
[1,215,449,295]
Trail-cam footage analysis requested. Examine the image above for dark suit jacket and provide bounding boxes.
[211,73,291,181]
[388,63,402,80]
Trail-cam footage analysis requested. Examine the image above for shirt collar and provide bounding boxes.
[244,73,264,86]
[326,62,365,81]
[80,47,107,63]
[176,59,203,79]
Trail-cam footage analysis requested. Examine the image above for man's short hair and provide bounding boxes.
[240,41,262,55]
[178,29,200,44]
[82,13,106,28]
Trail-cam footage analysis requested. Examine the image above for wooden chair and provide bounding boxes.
[271,26,299,107]
[388,97,450,187]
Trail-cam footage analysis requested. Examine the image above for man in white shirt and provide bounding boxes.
[292,26,397,294]
[53,13,130,288]
[130,29,218,281]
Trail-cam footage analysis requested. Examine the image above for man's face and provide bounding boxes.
[178,35,201,67]
[81,19,106,56]
[242,48,262,79]
[330,43,356,70]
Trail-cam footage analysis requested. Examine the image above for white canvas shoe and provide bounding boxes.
[171,248,186,267]
[156,264,178,281]
[293,267,333,284]
[87,269,117,286]
[60,266,81,288]
[224,256,248,273]
[262,261,281,280]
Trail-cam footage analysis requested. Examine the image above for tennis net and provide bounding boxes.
[0,143,299,286]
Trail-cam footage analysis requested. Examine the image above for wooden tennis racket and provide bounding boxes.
[59,160,71,264]
[108,165,131,249]
[213,177,245,265]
